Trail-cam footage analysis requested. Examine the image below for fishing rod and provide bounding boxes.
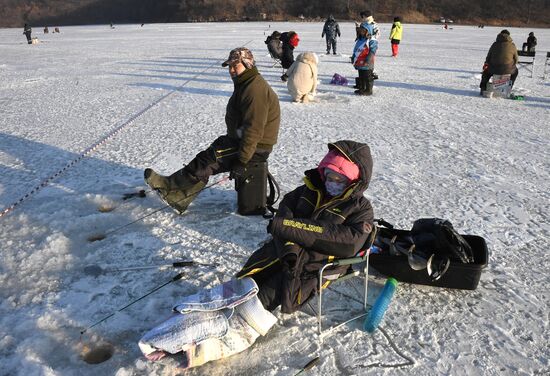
[294,356,320,376]
[80,272,185,335]
[92,176,230,240]
[83,260,216,277]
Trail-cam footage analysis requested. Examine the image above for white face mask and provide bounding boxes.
[325,181,347,196]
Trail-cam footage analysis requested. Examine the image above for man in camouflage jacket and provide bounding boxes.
[145,47,280,214]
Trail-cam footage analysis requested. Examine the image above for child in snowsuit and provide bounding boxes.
[352,23,378,96]
[353,11,380,81]
[280,31,300,82]
[237,140,374,313]
[355,11,380,40]
[23,24,32,44]
[522,32,537,53]
[389,17,403,57]
[322,15,341,55]
[286,52,318,103]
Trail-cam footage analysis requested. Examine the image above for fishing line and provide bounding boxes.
[80,272,185,336]
[96,176,230,239]
[321,282,415,369]
[1,40,253,219]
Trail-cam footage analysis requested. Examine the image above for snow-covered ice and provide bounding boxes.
[1,22,549,375]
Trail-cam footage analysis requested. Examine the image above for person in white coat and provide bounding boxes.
[286,52,318,103]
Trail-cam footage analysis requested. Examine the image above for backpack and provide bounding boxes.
[411,218,474,263]
[330,73,348,86]
[235,161,280,217]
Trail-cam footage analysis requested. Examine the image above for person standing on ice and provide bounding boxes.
[389,17,403,57]
[355,10,380,41]
[237,140,374,313]
[280,31,300,82]
[522,32,537,53]
[144,47,280,214]
[286,52,319,103]
[352,23,378,96]
[354,11,379,81]
[321,15,341,55]
[23,23,32,44]
[479,30,519,95]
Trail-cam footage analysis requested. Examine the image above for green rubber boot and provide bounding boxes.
[144,169,206,214]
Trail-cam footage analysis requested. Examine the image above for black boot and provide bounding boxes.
[355,72,373,96]
[364,72,374,95]
[354,76,366,95]
[353,77,360,89]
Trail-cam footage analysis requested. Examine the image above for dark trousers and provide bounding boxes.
[183,135,270,183]
[326,38,337,54]
[356,69,374,94]
[25,32,32,43]
[255,265,283,311]
[480,68,518,91]
[358,69,371,80]
[248,241,319,314]
[522,43,535,52]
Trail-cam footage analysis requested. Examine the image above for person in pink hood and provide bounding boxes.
[237,140,374,314]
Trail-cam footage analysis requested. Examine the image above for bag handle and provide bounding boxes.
[264,171,280,219]
[374,218,394,229]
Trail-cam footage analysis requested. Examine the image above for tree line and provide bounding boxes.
[1,0,548,27]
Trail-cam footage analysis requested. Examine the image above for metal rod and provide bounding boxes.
[80,272,185,335]
[102,176,229,237]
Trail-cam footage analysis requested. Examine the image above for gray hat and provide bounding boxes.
[221,47,255,68]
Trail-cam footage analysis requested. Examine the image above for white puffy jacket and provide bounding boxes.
[286,52,318,103]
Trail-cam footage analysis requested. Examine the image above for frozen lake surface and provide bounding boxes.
[0,21,549,375]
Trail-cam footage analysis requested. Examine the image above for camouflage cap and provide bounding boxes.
[221,47,255,68]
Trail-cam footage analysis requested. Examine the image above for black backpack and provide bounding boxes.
[411,218,474,264]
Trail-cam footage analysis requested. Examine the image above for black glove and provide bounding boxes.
[230,160,247,180]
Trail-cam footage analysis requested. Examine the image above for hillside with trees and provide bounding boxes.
[1,0,548,28]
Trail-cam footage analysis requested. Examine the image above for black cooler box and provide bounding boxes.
[369,227,488,290]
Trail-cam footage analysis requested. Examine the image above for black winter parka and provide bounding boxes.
[237,140,374,313]
[280,32,297,69]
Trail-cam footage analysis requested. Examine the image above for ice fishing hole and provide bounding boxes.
[81,342,114,364]
[87,234,106,242]
[83,265,103,277]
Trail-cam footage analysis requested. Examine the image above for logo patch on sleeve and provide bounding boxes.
[282,219,324,233]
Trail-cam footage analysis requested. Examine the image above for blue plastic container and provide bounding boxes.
[364,277,398,332]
